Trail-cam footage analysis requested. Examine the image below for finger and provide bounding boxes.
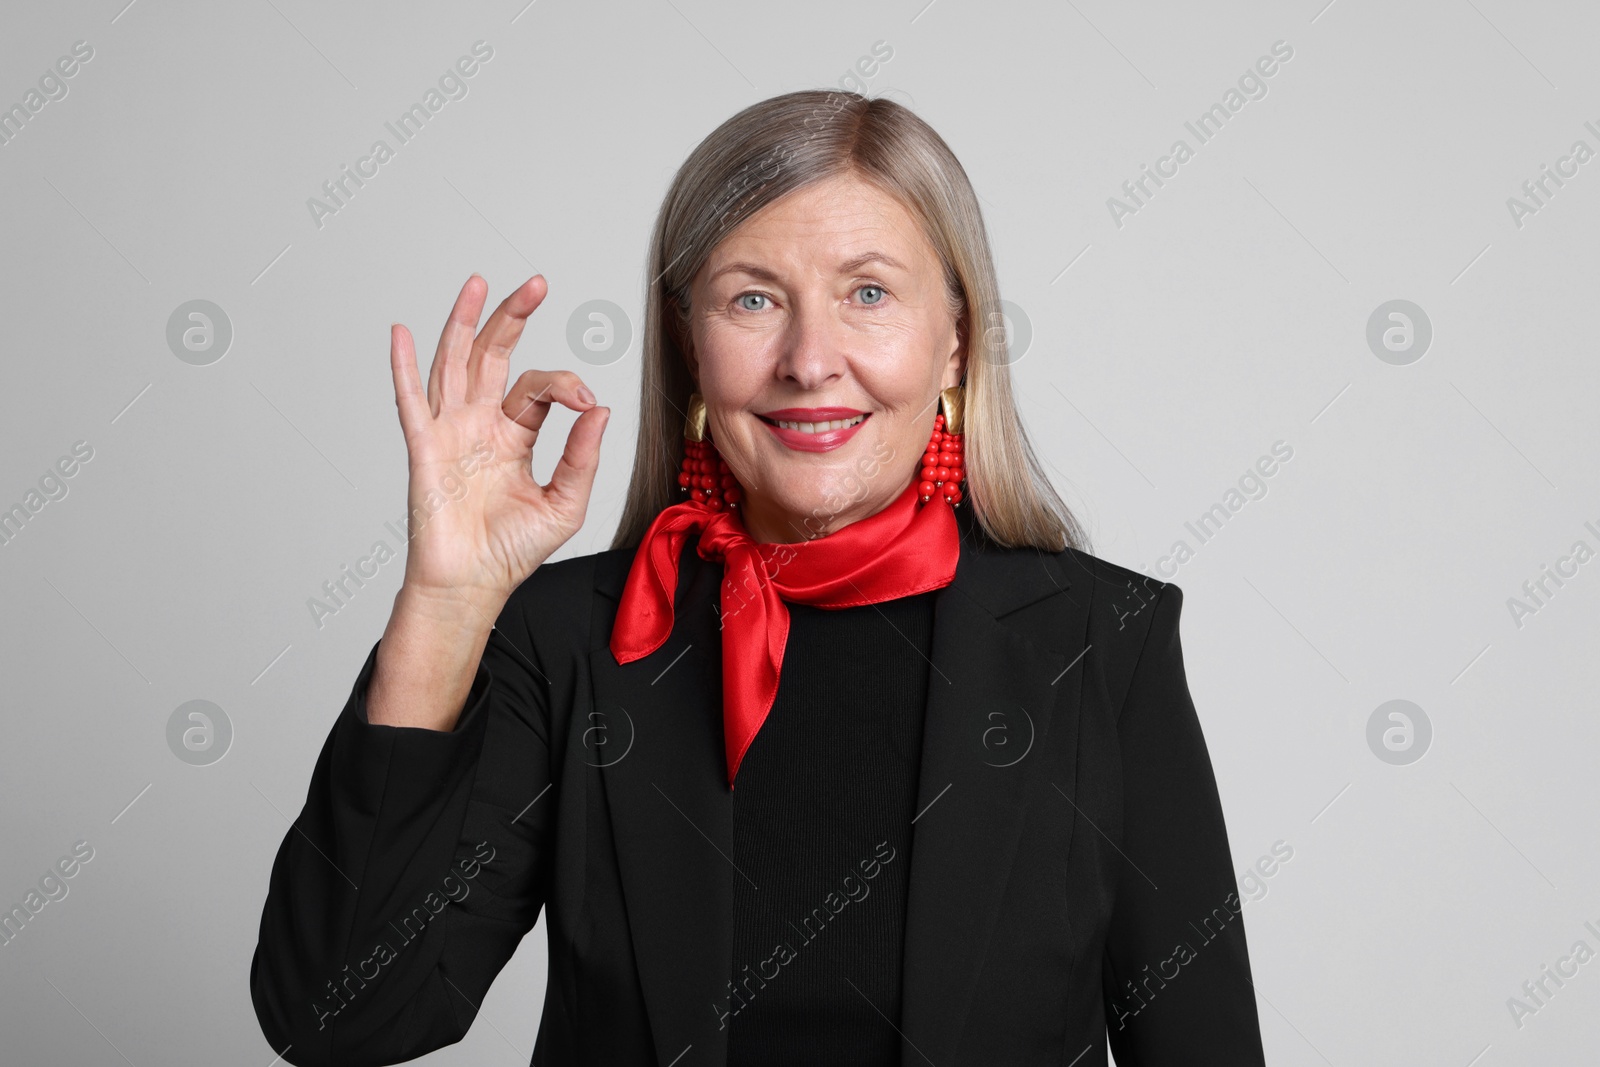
[501,369,598,436]
[544,405,611,512]
[429,274,488,416]
[466,275,549,405]
[390,324,430,444]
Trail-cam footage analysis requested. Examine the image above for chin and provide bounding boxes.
[786,472,896,531]
[767,479,838,523]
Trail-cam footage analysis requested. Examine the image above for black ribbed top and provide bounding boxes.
[724,590,937,1067]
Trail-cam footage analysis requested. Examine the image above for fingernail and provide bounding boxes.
[578,385,597,404]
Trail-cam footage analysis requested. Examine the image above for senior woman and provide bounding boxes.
[251,90,1267,1066]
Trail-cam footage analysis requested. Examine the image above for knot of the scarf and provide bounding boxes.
[609,477,960,789]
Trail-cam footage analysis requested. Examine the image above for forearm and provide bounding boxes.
[366,583,507,731]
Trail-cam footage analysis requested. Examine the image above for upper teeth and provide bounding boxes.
[774,415,865,433]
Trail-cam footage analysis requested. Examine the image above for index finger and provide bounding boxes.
[466,275,549,405]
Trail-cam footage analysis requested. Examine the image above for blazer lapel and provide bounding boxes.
[896,509,1077,1065]
[590,543,734,1067]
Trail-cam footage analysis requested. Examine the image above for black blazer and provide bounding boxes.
[250,504,1267,1066]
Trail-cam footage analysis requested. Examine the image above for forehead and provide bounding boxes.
[701,173,934,276]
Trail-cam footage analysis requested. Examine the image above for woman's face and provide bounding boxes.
[685,172,966,544]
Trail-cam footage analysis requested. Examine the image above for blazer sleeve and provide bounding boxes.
[1099,582,1267,1065]
[250,590,555,1067]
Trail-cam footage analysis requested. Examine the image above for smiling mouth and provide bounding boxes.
[757,413,869,434]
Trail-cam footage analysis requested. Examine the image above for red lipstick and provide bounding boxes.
[756,408,870,453]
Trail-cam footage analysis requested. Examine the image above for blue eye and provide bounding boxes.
[737,293,768,311]
[857,285,885,305]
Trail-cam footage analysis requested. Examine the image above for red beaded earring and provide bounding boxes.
[678,392,742,512]
[918,384,965,507]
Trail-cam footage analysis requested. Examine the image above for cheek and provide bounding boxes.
[696,322,772,396]
[870,312,945,377]
[691,335,770,476]
[856,330,943,414]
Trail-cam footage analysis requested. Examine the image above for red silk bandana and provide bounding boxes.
[609,478,960,789]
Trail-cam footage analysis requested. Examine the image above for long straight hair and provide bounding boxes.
[610,90,1087,555]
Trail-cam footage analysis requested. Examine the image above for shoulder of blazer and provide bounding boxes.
[1059,545,1181,719]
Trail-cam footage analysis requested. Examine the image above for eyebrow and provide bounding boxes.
[707,251,909,284]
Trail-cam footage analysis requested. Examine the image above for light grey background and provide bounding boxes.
[2,0,1596,1064]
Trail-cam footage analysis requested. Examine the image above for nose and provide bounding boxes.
[773,293,847,390]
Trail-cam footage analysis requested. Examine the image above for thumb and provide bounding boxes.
[544,405,610,513]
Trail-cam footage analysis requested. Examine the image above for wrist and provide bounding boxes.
[368,587,501,731]
[393,580,509,629]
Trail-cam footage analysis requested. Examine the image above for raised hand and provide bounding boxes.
[389,273,611,615]
[368,274,612,730]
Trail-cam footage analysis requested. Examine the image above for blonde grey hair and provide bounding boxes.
[610,89,1087,554]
